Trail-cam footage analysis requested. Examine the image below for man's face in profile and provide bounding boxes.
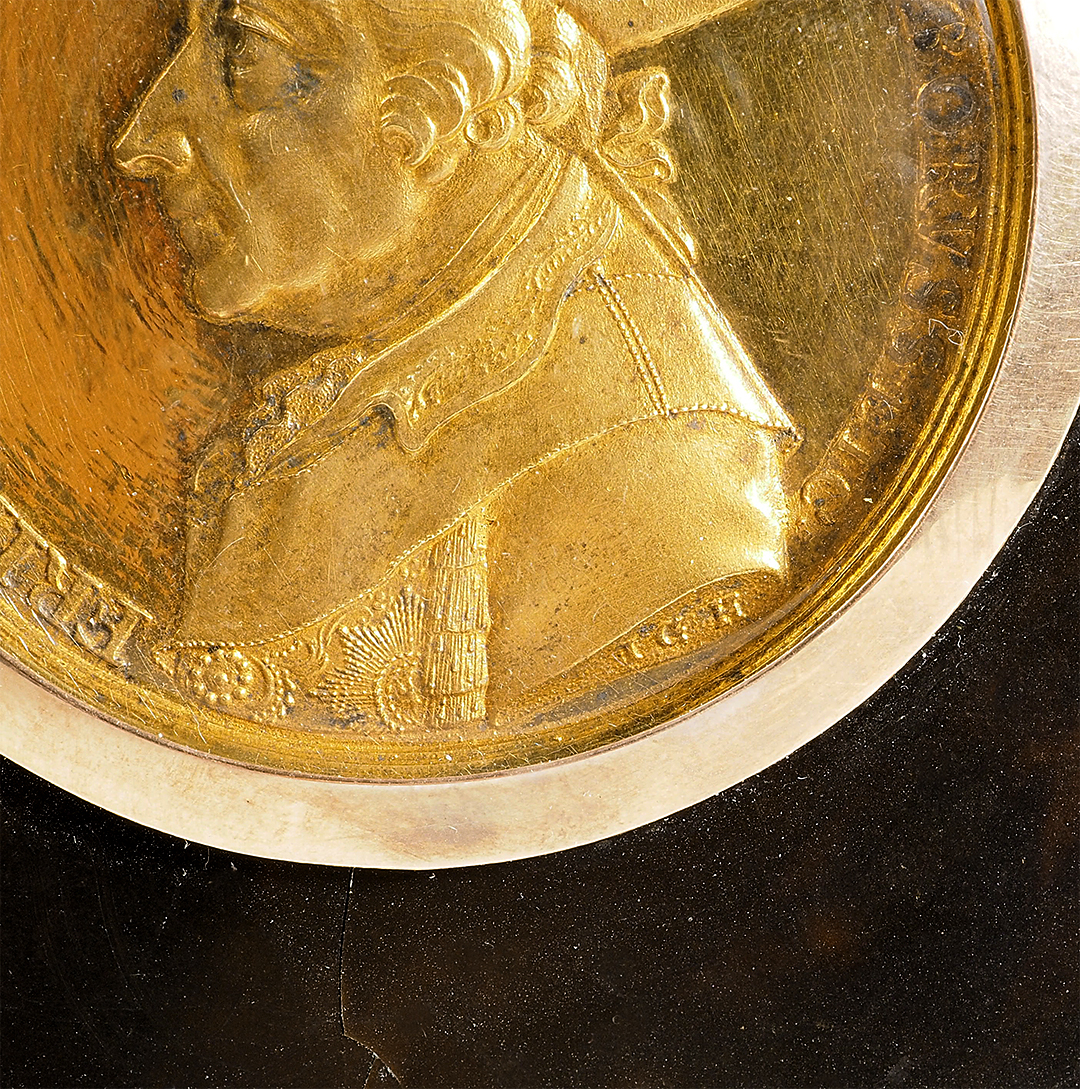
[113,0,419,333]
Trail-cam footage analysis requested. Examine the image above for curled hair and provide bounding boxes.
[365,0,610,165]
[521,3,693,263]
[366,0,531,166]
[520,2,606,147]
[364,0,691,260]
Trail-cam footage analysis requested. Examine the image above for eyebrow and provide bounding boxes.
[223,0,350,57]
[223,1,298,48]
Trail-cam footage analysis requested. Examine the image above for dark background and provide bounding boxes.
[3,415,1077,1088]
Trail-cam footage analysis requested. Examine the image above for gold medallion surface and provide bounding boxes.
[0,0,1033,781]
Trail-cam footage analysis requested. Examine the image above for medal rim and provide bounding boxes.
[1,0,1077,867]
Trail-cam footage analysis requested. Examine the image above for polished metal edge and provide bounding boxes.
[2,0,1077,868]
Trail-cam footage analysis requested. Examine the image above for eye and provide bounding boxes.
[217,8,318,111]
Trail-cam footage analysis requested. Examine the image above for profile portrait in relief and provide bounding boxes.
[113,0,798,736]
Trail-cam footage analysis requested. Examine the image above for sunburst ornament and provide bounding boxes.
[312,591,428,732]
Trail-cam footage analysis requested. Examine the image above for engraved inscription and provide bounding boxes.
[918,74,978,134]
[612,578,775,671]
[798,0,988,537]
[0,500,151,669]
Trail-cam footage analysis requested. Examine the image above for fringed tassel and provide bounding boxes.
[424,510,490,728]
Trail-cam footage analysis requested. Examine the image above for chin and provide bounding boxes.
[187,262,344,336]
[189,268,273,327]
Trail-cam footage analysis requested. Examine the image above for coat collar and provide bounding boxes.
[232,147,620,486]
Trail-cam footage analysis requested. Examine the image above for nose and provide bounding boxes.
[112,46,195,178]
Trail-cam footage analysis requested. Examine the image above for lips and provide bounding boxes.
[175,214,219,261]
[159,185,233,263]
[176,211,230,260]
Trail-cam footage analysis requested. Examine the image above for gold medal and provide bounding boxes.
[0,0,1076,864]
